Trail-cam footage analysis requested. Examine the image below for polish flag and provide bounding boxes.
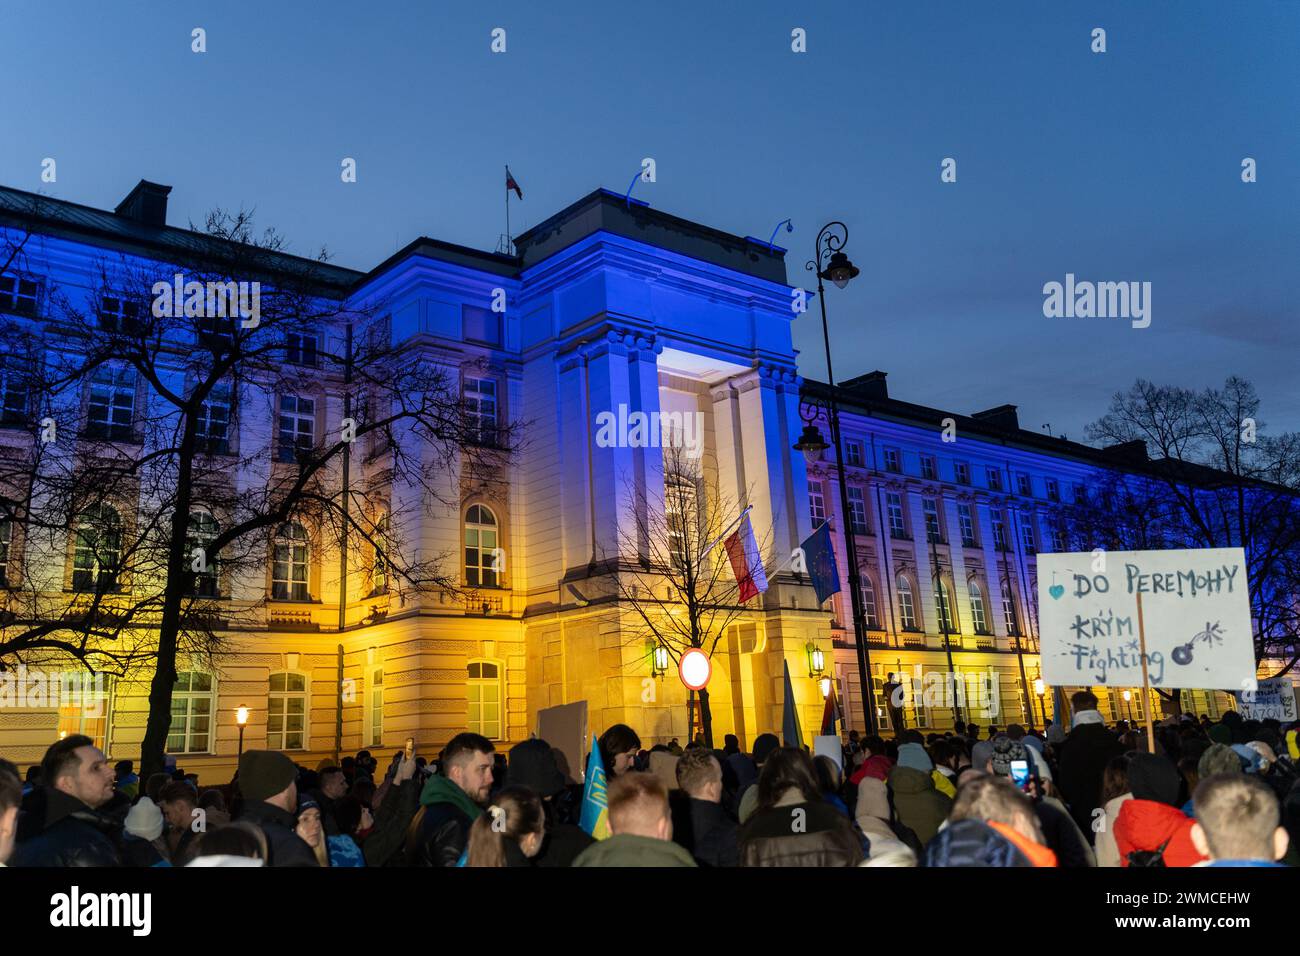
[506,167,523,200]
[723,512,768,603]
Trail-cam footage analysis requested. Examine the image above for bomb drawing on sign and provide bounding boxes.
[1171,621,1223,666]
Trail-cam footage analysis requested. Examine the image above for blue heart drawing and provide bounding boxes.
[1049,584,1065,600]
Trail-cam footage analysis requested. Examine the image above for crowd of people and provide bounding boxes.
[0,690,1295,868]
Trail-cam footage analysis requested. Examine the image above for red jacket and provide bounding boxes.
[849,754,894,786]
[1113,799,1207,868]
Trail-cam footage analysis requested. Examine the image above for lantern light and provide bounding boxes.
[819,675,832,699]
[1033,678,1045,697]
[236,704,250,726]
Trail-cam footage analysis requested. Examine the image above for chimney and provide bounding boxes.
[842,370,889,401]
[114,180,172,227]
[970,404,1020,431]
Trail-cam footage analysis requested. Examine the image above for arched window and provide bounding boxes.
[168,671,214,754]
[467,660,502,740]
[267,672,308,750]
[272,522,310,600]
[969,580,989,634]
[72,504,122,592]
[860,575,879,629]
[896,574,917,630]
[464,505,498,587]
[187,511,220,597]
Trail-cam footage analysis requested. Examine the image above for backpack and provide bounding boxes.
[1127,836,1171,868]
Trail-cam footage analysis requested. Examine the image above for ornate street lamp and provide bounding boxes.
[806,641,826,679]
[650,643,669,679]
[235,704,250,756]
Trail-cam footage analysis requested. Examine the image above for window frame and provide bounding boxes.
[467,660,504,741]
[267,671,309,750]
[168,670,215,755]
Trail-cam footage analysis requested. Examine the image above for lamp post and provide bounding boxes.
[928,525,961,725]
[796,221,875,734]
[1033,676,1046,729]
[1123,689,1134,724]
[235,704,250,756]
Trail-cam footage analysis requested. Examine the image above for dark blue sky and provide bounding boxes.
[3,1,1296,439]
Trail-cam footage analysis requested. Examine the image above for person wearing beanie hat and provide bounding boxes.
[989,737,1094,867]
[235,750,317,867]
[737,733,782,824]
[1208,724,1233,746]
[971,739,995,773]
[121,796,170,866]
[503,739,593,867]
[1114,753,1207,867]
[1199,743,1244,780]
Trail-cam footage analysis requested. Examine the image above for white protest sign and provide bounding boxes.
[1038,548,1254,691]
[1235,678,1297,722]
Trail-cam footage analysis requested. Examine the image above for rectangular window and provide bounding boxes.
[1046,478,1060,502]
[168,671,213,754]
[845,440,864,468]
[884,448,901,473]
[1001,581,1019,636]
[886,493,907,539]
[923,497,943,543]
[196,383,231,454]
[0,353,30,425]
[1052,527,1068,552]
[920,455,937,480]
[958,503,977,548]
[286,333,319,368]
[464,376,498,446]
[986,467,1003,491]
[1021,518,1037,554]
[468,661,502,740]
[955,461,970,484]
[277,395,315,462]
[808,481,826,526]
[846,486,868,535]
[1017,473,1033,497]
[87,366,136,441]
[860,577,879,629]
[1072,482,1087,503]
[992,509,1009,551]
[368,669,383,747]
[99,295,143,335]
[0,274,40,316]
[267,672,307,750]
[57,673,112,752]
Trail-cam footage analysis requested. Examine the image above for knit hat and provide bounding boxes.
[296,797,320,818]
[989,736,1028,777]
[1208,724,1232,746]
[1128,753,1181,806]
[752,733,780,766]
[238,750,298,803]
[124,797,164,841]
[971,739,995,772]
[1197,743,1243,779]
[507,739,566,797]
[1045,724,1066,746]
[896,742,933,773]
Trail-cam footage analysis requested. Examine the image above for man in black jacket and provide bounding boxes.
[14,734,121,867]
[236,750,318,866]
[674,748,739,866]
[1056,691,1126,844]
[410,733,493,866]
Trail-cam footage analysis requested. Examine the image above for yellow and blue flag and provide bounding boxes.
[578,736,611,840]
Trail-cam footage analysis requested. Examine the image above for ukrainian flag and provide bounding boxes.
[578,737,611,840]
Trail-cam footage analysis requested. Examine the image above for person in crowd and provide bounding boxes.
[848,734,893,786]
[572,772,697,867]
[14,735,121,867]
[504,739,592,867]
[121,796,170,866]
[189,821,268,867]
[1192,773,1289,867]
[738,748,863,867]
[853,773,919,866]
[723,734,741,757]
[114,760,139,800]
[198,789,232,828]
[926,772,1056,867]
[466,786,544,867]
[888,739,952,846]
[897,737,954,800]
[0,759,21,866]
[1095,754,1133,867]
[295,798,332,866]
[673,747,739,866]
[158,781,202,866]
[1056,691,1126,843]
[598,724,642,778]
[813,755,851,818]
[312,765,348,836]
[320,794,367,866]
[989,736,1093,866]
[363,749,422,867]
[235,750,318,867]
[1113,752,1207,867]
[737,732,781,823]
[409,732,494,866]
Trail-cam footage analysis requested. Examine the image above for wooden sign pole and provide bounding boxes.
[1135,593,1157,753]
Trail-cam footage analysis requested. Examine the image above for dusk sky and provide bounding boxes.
[3,1,1296,440]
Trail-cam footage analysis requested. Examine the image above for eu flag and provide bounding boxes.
[802,522,841,603]
[578,737,611,840]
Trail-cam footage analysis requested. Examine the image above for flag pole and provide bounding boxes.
[699,504,754,560]
[1135,592,1156,753]
[504,165,510,252]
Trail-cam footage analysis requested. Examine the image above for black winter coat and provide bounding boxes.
[1056,722,1125,842]
[408,801,473,867]
[13,789,123,867]
[238,800,319,867]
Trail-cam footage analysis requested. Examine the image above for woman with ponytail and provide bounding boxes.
[466,786,544,867]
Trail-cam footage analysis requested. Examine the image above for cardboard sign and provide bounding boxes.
[1235,678,1298,722]
[536,700,588,785]
[1038,548,1254,691]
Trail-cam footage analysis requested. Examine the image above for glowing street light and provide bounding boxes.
[236,704,250,756]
